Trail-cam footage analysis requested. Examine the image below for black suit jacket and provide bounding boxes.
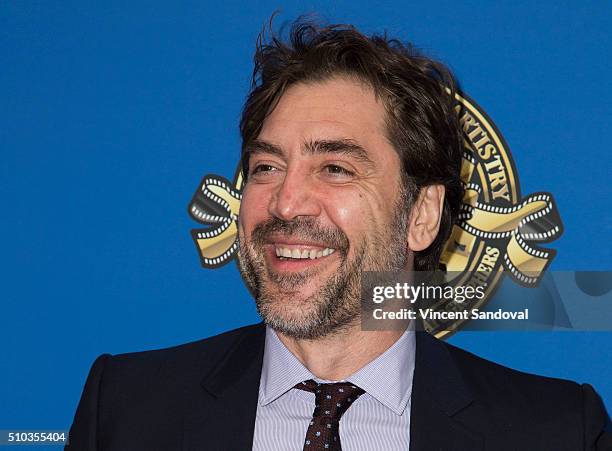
[67,323,612,450]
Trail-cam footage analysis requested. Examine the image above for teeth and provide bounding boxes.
[275,247,336,260]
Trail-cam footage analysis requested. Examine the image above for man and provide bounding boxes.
[67,18,611,450]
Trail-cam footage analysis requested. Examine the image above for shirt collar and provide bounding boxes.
[345,328,415,415]
[259,326,416,416]
[259,326,316,406]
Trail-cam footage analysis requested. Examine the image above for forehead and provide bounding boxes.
[257,77,395,161]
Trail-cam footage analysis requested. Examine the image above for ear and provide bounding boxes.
[407,185,445,252]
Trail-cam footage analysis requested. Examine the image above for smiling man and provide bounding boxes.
[238,78,418,342]
[67,18,611,451]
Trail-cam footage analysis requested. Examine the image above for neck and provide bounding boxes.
[276,323,404,380]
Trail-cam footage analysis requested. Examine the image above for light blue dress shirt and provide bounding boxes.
[253,326,415,450]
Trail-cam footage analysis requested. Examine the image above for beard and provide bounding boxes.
[237,191,411,340]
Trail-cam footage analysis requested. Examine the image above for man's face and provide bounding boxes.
[237,77,412,339]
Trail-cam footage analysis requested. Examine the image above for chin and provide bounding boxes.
[260,287,319,314]
[258,298,321,332]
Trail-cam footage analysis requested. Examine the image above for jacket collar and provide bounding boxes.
[183,323,266,451]
[409,331,483,450]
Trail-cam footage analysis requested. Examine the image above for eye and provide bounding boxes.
[250,164,278,176]
[323,164,354,177]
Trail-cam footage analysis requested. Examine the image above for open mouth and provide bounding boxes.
[263,240,340,272]
[275,246,336,260]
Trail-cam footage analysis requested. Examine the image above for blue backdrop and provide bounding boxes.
[2,1,611,432]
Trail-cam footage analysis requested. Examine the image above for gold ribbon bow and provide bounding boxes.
[188,171,243,268]
[454,155,563,286]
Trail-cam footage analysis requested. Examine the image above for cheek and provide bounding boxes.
[323,190,377,240]
[239,185,271,235]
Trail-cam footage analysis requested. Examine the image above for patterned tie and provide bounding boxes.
[295,379,365,450]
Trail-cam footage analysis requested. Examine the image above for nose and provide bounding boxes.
[268,168,322,221]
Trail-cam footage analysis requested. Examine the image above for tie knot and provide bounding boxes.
[295,380,365,422]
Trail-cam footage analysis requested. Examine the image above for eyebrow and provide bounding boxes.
[246,140,285,158]
[304,139,374,165]
[246,138,375,165]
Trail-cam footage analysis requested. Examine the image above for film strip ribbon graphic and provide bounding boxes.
[458,154,562,286]
[188,172,243,268]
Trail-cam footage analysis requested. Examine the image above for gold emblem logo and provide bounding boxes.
[188,93,563,337]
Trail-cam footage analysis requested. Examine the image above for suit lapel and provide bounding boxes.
[183,324,266,451]
[409,332,483,451]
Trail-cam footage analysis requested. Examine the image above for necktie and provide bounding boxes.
[295,379,365,450]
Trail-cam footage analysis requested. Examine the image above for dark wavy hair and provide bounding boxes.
[239,17,464,271]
